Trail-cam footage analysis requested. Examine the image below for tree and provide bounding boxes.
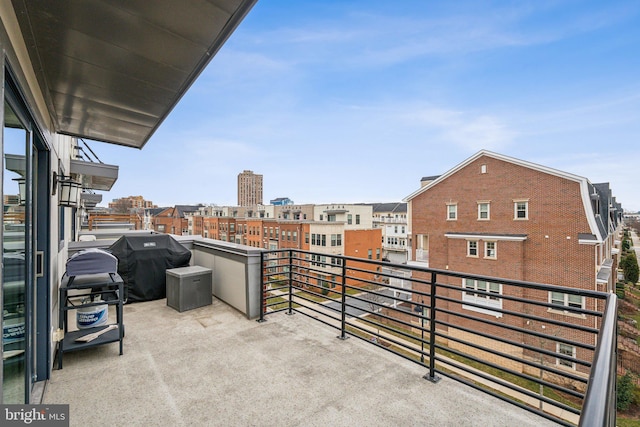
[617,372,635,411]
[622,252,639,284]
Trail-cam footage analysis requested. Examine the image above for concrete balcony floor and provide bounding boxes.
[43,298,559,426]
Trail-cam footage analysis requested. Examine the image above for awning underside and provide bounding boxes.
[13,0,257,149]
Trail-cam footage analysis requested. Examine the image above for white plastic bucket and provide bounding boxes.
[77,299,108,329]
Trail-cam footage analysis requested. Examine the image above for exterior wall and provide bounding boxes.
[344,228,383,288]
[409,154,599,375]
[313,204,373,229]
[411,155,596,288]
[237,170,263,206]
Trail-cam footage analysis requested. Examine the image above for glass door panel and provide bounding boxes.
[2,101,29,403]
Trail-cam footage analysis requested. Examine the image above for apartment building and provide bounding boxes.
[154,205,202,235]
[371,202,409,264]
[163,203,382,291]
[237,170,263,206]
[108,195,156,211]
[314,204,373,229]
[404,150,623,377]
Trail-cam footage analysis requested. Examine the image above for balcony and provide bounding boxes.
[44,298,558,426]
[47,239,616,426]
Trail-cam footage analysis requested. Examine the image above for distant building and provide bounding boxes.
[404,150,624,376]
[270,197,293,206]
[237,170,263,206]
[108,195,156,211]
[370,202,409,264]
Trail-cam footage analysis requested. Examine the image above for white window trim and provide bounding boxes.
[477,201,490,220]
[514,199,529,220]
[467,240,479,257]
[556,343,576,370]
[547,292,586,318]
[462,279,502,317]
[447,203,457,221]
[484,241,497,259]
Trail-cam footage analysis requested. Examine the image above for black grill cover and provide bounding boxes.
[108,234,191,303]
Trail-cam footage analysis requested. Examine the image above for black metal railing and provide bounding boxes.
[259,249,617,427]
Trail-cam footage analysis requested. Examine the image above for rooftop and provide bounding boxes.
[43,298,559,426]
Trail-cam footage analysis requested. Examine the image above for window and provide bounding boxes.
[331,234,338,246]
[462,278,502,316]
[467,240,478,257]
[305,232,309,244]
[549,292,584,309]
[356,214,361,225]
[514,200,528,220]
[293,231,297,242]
[337,234,342,245]
[287,231,291,241]
[367,249,372,259]
[447,204,457,220]
[311,233,317,245]
[556,343,576,369]
[376,248,380,259]
[347,214,352,225]
[328,214,336,222]
[478,202,490,220]
[481,164,487,174]
[484,241,496,259]
[319,214,323,221]
[321,234,326,246]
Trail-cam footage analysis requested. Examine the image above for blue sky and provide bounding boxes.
[94,0,640,211]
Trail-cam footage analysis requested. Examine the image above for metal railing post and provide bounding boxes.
[424,271,440,383]
[338,259,349,340]
[287,250,294,315]
[257,250,266,322]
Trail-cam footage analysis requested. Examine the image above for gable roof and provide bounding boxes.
[370,202,407,214]
[403,150,604,242]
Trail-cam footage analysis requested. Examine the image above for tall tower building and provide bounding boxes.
[237,170,263,206]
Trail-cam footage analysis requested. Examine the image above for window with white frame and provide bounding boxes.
[514,200,528,220]
[467,240,478,257]
[549,292,584,309]
[462,278,502,316]
[478,202,490,220]
[484,241,497,259]
[447,204,457,220]
[556,343,576,369]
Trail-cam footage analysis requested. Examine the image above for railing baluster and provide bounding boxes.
[287,249,294,315]
[257,250,266,322]
[425,271,440,383]
[338,258,348,340]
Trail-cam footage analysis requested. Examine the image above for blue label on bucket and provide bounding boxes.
[77,307,108,329]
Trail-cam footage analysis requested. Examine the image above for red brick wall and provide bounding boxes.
[410,154,599,374]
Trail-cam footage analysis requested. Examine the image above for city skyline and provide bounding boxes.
[91,1,640,210]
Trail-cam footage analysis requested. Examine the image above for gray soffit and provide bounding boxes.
[13,0,257,149]
[70,159,118,191]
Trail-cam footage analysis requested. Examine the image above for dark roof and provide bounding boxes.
[420,175,440,182]
[578,233,597,241]
[591,183,611,239]
[370,202,407,214]
[175,205,204,218]
[145,207,167,216]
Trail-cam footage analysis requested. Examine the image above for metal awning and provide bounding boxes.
[13,0,257,149]
[70,159,118,191]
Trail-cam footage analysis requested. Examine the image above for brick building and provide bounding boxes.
[404,150,623,377]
